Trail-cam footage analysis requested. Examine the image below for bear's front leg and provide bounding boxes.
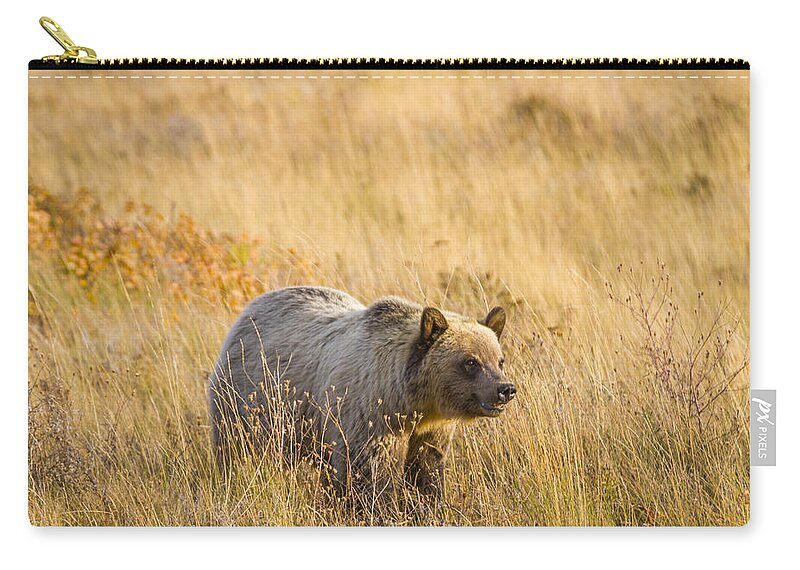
[404,427,453,497]
[336,434,405,522]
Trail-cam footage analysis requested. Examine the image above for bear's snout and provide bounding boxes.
[475,380,517,417]
[497,383,516,404]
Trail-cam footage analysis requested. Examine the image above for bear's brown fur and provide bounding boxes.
[208,286,515,501]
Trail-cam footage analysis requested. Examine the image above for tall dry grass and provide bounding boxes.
[27,71,749,525]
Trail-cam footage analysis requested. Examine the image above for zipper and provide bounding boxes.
[31,16,750,71]
[38,17,99,65]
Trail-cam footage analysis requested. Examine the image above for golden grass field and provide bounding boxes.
[28,70,749,526]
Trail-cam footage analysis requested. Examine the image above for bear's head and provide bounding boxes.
[416,306,516,420]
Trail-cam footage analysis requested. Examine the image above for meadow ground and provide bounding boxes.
[27,71,749,525]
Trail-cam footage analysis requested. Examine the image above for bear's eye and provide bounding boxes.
[499,358,505,370]
[464,358,480,370]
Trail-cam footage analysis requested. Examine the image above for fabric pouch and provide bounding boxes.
[28,17,750,527]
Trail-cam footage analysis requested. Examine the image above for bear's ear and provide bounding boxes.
[420,307,449,348]
[481,306,506,339]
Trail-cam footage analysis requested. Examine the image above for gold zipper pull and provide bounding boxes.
[39,16,99,64]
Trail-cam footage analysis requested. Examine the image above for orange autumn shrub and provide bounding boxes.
[28,186,315,310]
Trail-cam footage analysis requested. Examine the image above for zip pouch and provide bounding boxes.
[28,17,750,527]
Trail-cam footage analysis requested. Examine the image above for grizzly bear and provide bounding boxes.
[208,286,515,500]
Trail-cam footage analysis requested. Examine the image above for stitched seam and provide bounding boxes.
[28,74,750,80]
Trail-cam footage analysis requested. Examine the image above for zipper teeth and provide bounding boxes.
[30,57,750,70]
